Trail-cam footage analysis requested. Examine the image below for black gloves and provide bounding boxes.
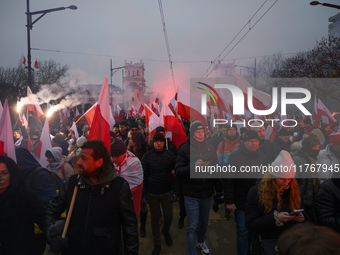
[171,194,178,202]
[49,236,69,254]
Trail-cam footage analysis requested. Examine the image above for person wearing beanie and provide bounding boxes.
[115,120,129,143]
[111,138,143,219]
[251,124,275,163]
[246,151,304,252]
[175,120,223,255]
[224,129,268,255]
[142,132,178,254]
[303,117,313,132]
[271,128,292,160]
[317,131,340,183]
[149,126,178,156]
[293,135,321,223]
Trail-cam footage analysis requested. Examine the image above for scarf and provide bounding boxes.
[115,152,128,176]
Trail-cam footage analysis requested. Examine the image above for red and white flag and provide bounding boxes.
[22,114,29,133]
[0,100,16,162]
[144,104,160,139]
[117,104,123,121]
[318,98,337,127]
[177,88,207,125]
[70,121,79,139]
[88,77,111,153]
[75,107,83,126]
[137,101,145,116]
[27,86,44,123]
[265,124,276,142]
[83,102,98,127]
[35,118,52,167]
[160,102,187,149]
[168,96,176,115]
[34,59,39,69]
[20,53,26,66]
[314,96,319,127]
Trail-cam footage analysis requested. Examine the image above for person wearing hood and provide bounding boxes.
[246,151,305,255]
[45,140,138,255]
[13,121,29,149]
[175,120,223,255]
[224,130,268,255]
[271,128,292,160]
[293,135,321,223]
[0,155,46,255]
[45,147,74,181]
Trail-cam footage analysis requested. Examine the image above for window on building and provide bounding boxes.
[133,70,135,76]
[128,70,130,76]
[137,70,139,75]
[132,97,134,102]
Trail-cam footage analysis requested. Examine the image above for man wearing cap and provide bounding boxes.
[293,136,321,223]
[115,120,129,143]
[111,138,143,218]
[142,133,178,255]
[317,131,340,183]
[224,130,268,255]
[149,126,178,156]
[271,128,292,160]
[175,120,223,255]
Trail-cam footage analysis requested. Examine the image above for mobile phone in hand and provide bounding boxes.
[289,209,304,216]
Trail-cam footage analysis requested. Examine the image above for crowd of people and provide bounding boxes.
[1,114,340,255]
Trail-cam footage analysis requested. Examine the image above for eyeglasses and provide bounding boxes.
[0,171,10,178]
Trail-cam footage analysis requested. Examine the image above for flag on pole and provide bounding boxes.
[70,121,79,139]
[83,102,98,127]
[318,98,337,127]
[75,107,83,125]
[265,124,276,142]
[35,118,52,167]
[88,77,111,153]
[34,59,39,69]
[144,104,160,139]
[20,53,26,66]
[314,96,319,127]
[27,87,44,123]
[0,100,16,162]
[168,96,176,115]
[117,104,123,121]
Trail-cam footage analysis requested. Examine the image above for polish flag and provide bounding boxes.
[138,102,145,116]
[34,59,39,69]
[20,53,26,66]
[160,102,187,149]
[236,74,271,112]
[0,100,16,162]
[168,96,176,115]
[21,114,33,153]
[58,109,67,125]
[22,114,29,133]
[83,102,98,127]
[88,77,111,153]
[265,124,276,142]
[177,88,207,125]
[314,96,319,127]
[144,104,160,139]
[75,107,83,125]
[70,121,79,139]
[35,118,52,167]
[131,105,137,117]
[64,106,71,118]
[117,104,123,121]
[109,106,115,131]
[318,98,337,127]
[0,101,3,119]
[27,87,44,123]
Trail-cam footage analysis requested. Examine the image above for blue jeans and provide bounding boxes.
[184,196,212,255]
[234,209,252,255]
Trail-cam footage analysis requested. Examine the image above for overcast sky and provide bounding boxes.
[1,0,339,102]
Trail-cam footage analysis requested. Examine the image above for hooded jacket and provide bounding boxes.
[45,166,139,255]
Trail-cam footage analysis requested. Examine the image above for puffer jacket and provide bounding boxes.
[224,143,268,210]
[142,148,178,195]
[316,144,340,183]
[45,170,138,255]
[175,137,223,198]
[271,135,292,160]
[315,171,340,233]
[216,134,239,165]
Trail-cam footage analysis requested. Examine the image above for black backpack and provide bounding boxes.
[26,166,63,191]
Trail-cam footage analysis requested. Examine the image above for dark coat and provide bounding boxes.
[259,139,275,164]
[45,173,138,255]
[224,143,268,210]
[271,135,292,160]
[245,185,299,240]
[142,148,178,195]
[175,137,223,198]
[315,173,340,233]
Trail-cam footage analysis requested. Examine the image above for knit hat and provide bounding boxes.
[76,136,87,148]
[111,138,127,157]
[52,134,64,145]
[13,129,22,136]
[270,150,296,179]
[329,131,340,145]
[153,133,165,142]
[278,128,290,136]
[156,126,166,134]
[243,130,259,142]
[190,120,205,136]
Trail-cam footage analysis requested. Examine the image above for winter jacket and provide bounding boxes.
[216,134,239,165]
[315,172,340,233]
[175,137,223,198]
[47,161,74,181]
[259,139,275,164]
[271,135,292,160]
[245,185,301,240]
[224,143,268,210]
[316,144,340,183]
[45,169,138,255]
[142,148,178,195]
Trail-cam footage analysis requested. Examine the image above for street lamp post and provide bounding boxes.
[26,0,77,87]
[310,1,340,9]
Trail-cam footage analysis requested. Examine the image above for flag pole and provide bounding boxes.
[165,132,168,150]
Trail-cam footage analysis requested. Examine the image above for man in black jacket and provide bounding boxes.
[175,120,223,255]
[251,124,275,163]
[45,140,138,255]
[271,128,292,160]
[142,133,178,255]
[224,130,268,255]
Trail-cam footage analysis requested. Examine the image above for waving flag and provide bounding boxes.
[35,118,52,167]
[318,98,337,127]
[27,86,44,123]
[88,77,111,153]
[0,100,16,162]
[144,104,160,139]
